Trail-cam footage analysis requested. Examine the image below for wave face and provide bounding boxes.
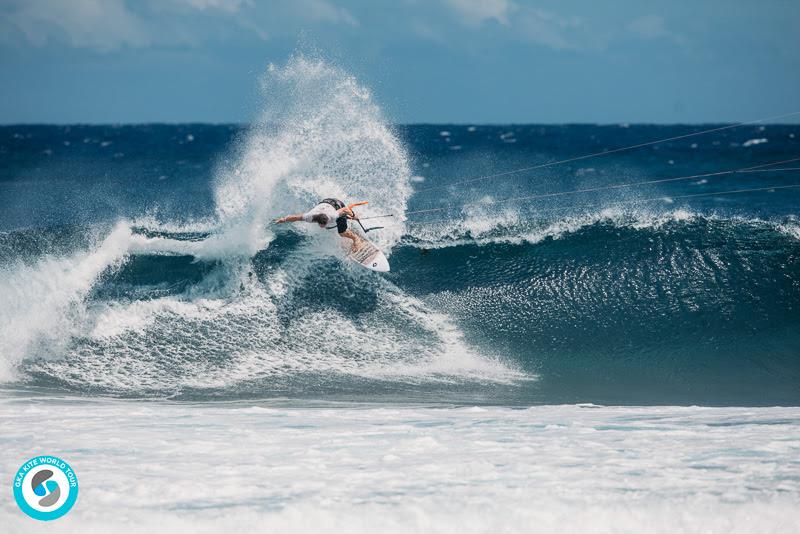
[396,212,800,404]
[1,59,799,405]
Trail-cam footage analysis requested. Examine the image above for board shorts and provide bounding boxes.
[335,215,349,234]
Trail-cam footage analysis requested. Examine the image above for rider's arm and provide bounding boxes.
[337,207,355,219]
[337,201,367,219]
[274,213,304,224]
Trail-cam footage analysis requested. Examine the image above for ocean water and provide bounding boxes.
[1,58,799,531]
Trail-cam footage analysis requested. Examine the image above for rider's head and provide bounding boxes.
[311,214,329,227]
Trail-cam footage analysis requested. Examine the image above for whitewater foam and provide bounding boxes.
[3,399,799,533]
[21,243,523,395]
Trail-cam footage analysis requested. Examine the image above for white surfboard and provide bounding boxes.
[347,238,390,272]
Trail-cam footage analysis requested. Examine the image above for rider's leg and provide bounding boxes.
[339,229,363,252]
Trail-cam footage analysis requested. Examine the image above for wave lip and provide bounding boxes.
[0,222,134,381]
[404,206,800,248]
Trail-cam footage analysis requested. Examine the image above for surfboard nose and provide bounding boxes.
[371,254,390,272]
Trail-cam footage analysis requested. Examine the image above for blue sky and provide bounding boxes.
[1,0,798,124]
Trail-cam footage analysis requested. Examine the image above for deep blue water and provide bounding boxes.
[1,123,799,405]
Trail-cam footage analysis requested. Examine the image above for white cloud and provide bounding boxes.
[4,0,151,51]
[442,0,583,50]
[1,0,359,52]
[443,0,517,26]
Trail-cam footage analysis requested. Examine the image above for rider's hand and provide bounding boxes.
[274,217,285,224]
